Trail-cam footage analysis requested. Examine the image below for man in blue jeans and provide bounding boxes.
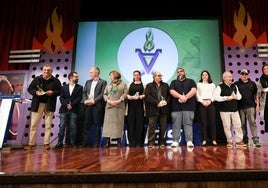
[54,71,83,149]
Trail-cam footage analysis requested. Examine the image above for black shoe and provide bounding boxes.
[54,143,63,149]
[104,140,111,148]
[253,141,261,148]
[117,138,121,147]
[81,144,89,148]
[68,143,76,148]
[148,143,154,148]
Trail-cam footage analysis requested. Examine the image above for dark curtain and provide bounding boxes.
[1,0,267,71]
[0,0,80,71]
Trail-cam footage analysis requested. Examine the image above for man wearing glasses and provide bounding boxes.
[234,69,261,147]
[144,71,170,149]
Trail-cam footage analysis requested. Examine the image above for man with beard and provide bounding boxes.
[54,71,83,149]
[170,68,197,148]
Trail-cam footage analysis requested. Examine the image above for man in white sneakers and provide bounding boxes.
[213,71,246,148]
[169,68,197,148]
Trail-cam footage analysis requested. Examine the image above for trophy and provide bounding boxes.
[133,92,139,99]
[37,85,45,95]
[160,96,167,106]
[231,91,237,99]
[87,93,93,101]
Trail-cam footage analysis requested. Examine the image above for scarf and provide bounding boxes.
[110,79,121,95]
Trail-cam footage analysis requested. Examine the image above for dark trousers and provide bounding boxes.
[82,106,103,147]
[147,114,167,145]
[198,103,217,141]
[127,105,144,147]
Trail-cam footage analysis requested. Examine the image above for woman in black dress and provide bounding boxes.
[126,70,145,147]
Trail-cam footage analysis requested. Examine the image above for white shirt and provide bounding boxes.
[89,80,98,98]
[69,84,75,96]
[213,83,242,102]
[196,82,216,102]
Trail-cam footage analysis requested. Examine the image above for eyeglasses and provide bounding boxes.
[241,73,248,75]
[157,75,163,77]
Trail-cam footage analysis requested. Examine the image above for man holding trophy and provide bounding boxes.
[144,71,170,149]
[81,67,107,147]
[170,68,197,148]
[24,64,62,150]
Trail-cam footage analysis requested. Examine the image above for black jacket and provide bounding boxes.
[27,75,62,112]
[144,81,170,116]
[59,83,83,114]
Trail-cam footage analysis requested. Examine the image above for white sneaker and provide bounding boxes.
[171,146,182,153]
[187,147,194,152]
[187,141,194,147]
[170,141,179,147]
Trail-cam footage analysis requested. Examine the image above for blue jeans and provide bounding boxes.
[58,111,78,145]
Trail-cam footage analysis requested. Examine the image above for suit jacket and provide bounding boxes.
[59,83,83,114]
[82,78,107,108]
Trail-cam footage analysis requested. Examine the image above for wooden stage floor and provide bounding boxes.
[1,144,268,185]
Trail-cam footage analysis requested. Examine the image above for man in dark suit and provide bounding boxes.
[54,71,83,149]
[81,67,107,147]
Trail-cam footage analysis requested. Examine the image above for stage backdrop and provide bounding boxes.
[74,19,223,86]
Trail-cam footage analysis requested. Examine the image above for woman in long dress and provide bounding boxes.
[126,70,145,147]
[102,70,128,147]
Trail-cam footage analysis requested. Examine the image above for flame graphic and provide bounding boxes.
[233,2,256,49]
[43,7,64,53]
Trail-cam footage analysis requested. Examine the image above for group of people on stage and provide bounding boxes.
[23,63,268,150]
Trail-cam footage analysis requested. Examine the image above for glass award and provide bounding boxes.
[133,92,139,99]
[37,85,45,95]
[160,96,167,106]
[87,93,93,101]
